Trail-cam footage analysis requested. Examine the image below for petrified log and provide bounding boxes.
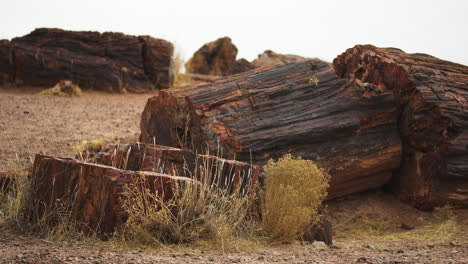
[0,40,13,84]
[29,154,193,235]
[334,45,468,207]
[88,143,259,193]
[1,28,174,92]
[252,50,314,67]
[140,60,402,199]
[185,37,254,76]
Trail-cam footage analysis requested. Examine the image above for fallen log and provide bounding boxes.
[87,143,259,194]
[2,28,174,92]
[29,154,193,235]
[334,45,468,208]
[140,60,402,199]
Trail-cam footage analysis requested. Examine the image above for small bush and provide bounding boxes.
[74,140,105,155]
[261,154,329,243]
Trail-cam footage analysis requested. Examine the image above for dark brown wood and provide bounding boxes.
[334,45,468,207]
[140,60,402,199]
[1,28,174,92]
[185,37,254,76]
[29,154,193,236]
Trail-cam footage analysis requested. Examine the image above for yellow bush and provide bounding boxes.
[261,154,329,243]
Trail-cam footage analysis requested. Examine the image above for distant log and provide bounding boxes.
[1,28,174,92]
[185,37,254,76]
[140,61,402,199]
[30,154,192,235]
[334,45,468,207]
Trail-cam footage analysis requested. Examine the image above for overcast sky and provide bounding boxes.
[1,0,467,65]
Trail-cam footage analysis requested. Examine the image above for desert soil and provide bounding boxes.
[0,87,467,264]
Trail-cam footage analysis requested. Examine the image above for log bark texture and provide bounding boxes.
[0,28,174,92]
[30,154,192,235]
[88,143,259,193]
[140,61,402,199]
[334,45,468,207]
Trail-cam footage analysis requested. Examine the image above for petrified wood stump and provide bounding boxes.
[140,60,402,199]
[88,143,259,194]
[334,45,468,207]
[30,154,193,235]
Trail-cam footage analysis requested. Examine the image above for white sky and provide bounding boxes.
[1,0,467,65]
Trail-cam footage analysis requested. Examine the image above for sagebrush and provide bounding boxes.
[261,154,330,243]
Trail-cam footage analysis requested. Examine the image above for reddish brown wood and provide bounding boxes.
[140,61,402,199]
[185,37,254,76]
[334,45,468,207]
[88,143,259,194]
[29,154,193,235]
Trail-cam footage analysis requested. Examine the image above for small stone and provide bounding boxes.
[400,222,415,230]
[397,249,404,253]
[366,244,376,250]
[330,244,341,249]
[257,256,265,261]
[312,241,328,248]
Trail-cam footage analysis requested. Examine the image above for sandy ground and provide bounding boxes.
[0,87,150,171]
[0,88,467,264]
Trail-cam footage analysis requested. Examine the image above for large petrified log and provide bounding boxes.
[334,45,468,207]
[140,60,402,199]
[87,143,259,193]
[185,37,254,76]
[1,28,174,92]
[29,154,193,235]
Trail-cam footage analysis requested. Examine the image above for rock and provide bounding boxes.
[251,50,318,67]
[302,217,333,245]
[397,249,404,254]
[185,37,253,76]
[312,241,328,248]
[40,80,82,96]
[334,45,468,208]
[366,245,377,250]
[1,28,174,93]
[139,60,401,199]
[400,222,415,230]
[29,154,194,235]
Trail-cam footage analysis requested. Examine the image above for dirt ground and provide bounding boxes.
[0,88,467,264]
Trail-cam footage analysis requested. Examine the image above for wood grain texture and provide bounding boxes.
[1,28,174,92]
[140,61,402,199]
[30,154,192,236]
[334,45,468,207]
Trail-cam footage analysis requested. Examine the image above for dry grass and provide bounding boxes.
[116,153,258,251]
[40,84,82,97]
[172,49,193,88]
[261,154,330,243]
[74,139,105,158]
[334,205,461,244]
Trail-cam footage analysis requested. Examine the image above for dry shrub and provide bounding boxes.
[74,140,105,158]
[118,157,257,250]
[261,154,330,243]
[40,82,82,97]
